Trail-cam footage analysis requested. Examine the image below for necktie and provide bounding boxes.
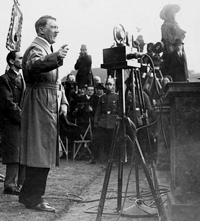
[50,45,53,53]
[16,74,22,87]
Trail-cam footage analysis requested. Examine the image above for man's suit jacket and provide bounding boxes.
[0,68,25,163]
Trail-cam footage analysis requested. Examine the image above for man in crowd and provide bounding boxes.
[63,74,77,122]
[63,73,76,103]
[92,83,105,115]
[74,44,94,89]
[166,38,189,82]
[93,76,101,86]
[19,15,68,212]
[74,85,94,142]
[0,51,25,195]
[93,75,101,94]
[88,82,105,164]
[93,77,118,163]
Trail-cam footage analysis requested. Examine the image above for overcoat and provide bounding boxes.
[20,37,68,168]
[74,54,94,88]
[0,68,25,164]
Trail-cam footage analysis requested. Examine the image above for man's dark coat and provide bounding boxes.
[0,68,25,164]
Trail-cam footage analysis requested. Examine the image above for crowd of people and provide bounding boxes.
[0,13,188,214]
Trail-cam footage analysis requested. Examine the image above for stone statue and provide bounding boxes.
[160,4,186,54]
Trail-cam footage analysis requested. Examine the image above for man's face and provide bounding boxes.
[80,49,87,56]
[42,19,59,44]
[105,82,114,92]
[68,75,75,82]
[87,87,94,96]
[96,88,103,96]
[79,87,87,95]
[94,77,101,85]
[13,52,23,70]
[176,43,183,52]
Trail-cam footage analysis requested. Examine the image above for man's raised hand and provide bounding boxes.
[57,44,69,59]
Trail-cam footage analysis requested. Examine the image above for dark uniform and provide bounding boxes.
[94,90,118,161]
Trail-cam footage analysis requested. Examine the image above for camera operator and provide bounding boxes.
[74,44,94,89]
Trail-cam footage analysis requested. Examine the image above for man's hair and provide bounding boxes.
[35,15,56,34]
[87,85,94,89]
[6,51,18,66]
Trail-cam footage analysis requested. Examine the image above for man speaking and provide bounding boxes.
[19,15,68,212]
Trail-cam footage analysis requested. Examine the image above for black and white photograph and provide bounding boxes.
[0,0,200,220]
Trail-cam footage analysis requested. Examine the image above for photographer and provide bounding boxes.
[74,44,94,89]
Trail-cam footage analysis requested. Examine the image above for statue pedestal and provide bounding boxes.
[155,102,170,170]
[165,82,200,221]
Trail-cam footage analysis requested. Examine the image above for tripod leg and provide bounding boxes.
[135,137,163,216]
[96,121,120,221]
[117,136,124,212]
[135,151,140,199]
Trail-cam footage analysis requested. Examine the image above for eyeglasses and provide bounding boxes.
[106,83,113,86]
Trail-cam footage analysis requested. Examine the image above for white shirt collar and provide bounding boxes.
[11,68,21,76]
[86,95,90,99]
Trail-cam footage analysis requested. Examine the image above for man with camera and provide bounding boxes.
[74,44,94,89]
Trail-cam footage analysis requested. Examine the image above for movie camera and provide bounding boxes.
[101,24,142,70]
[146,41,164,69]
[101,24,164,103]
[101,24,164,77]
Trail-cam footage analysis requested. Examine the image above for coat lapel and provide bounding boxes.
[7,69,24,90]
[32,37,51,54]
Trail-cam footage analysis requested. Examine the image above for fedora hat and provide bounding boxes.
[174,38,184,45]
[80,44,87,50]
[96,83,105,90]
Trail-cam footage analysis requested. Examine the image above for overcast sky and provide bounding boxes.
[1,0,200,79]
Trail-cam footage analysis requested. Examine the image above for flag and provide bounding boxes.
[6,2,23,51]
